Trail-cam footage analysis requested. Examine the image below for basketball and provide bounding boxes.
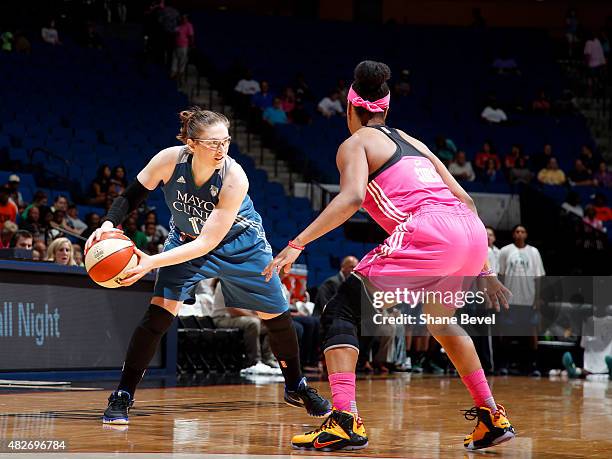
[84,232,138,288]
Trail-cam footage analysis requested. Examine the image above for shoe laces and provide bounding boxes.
[109,393,132,409]
[462,407,479,421]
[307,413,338,435]
[462,406,503,422]
[301,385,322,398]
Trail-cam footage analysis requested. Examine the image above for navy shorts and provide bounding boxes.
[153,227,288,314]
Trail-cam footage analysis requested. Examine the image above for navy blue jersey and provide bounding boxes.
[162,147,263,244]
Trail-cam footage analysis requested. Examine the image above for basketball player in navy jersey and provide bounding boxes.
[86,107,331,424]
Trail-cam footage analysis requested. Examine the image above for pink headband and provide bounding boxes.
[347,86,390,113]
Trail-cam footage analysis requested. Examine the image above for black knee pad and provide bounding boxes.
[321,275,368,353]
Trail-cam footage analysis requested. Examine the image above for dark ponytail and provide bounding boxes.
[176,106,230,144]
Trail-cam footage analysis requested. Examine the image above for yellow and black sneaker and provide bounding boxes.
[291,408,368,452]
[463,404,515,450]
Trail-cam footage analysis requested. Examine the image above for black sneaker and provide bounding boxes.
[285,377,332,418]
[102,390,133,424]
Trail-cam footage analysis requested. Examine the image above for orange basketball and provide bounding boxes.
[84,232,137,288]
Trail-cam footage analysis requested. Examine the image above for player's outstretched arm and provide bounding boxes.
[120,165,248,286]
[262,137,368,281]
[85,147,180,252]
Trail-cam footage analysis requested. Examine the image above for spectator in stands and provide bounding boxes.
[141,211,169,241]
[109,166,128,197]
[51,195,69,213]
[503,144,523,169]
[10,230,33,250]
[314,255,359,316]
[280,87,296,116]
[21,191,46,220]
[1,29,13,53]
[47,209,71,241]
[592,193,612,221]
[532,144,554,173]
[594,161,612,188]
[89,164,112,205]
[561,191,584,217]
[80,212,101,244]
[584,30,607,96]
[263,97,288,125]
[448,151,475,182]
[170,13,194,83]
[144,222,163,254]
[45,237,76,266]
[481,98,508,124]
[158,0,180,65]
[6,174,24,209]
[65,204,87,235]
[293,72,313,103]
[538,157,566,185]
[568,158,596,186]
[209,280,281,375]
[486,226,500,274]
[483,158,502,183]
[72,243,84,266]
[14,30,31,54]
[565,9,579,57]
[474,141,500,173]
[252,80,274,110]
[532,90,551,114]
[336,78,349,106]
[123,215,148,249]
[0,185,17,224]
[583,205,605,231]
[33,240,46,257]
[41,19,61,46]
[509,156,533,185]
[433,135,457,164]
[1,221,17,248]
[318,90,344,118]
[394,68,411,97]
[20,205,43,240]
[497,224,545,376]
[579,145,600,173]
[234,69,260,96]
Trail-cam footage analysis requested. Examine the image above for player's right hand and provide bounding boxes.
[84,220,123,254]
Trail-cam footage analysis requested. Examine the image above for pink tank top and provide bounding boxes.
[362,125,460,234]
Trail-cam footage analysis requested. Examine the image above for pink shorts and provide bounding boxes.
[354,203,488,308]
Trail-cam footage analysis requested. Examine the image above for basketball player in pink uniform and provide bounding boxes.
[263,61,515,451]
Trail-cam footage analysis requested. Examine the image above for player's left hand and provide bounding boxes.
[120,248,156,286]
[262,245,301,282]
[478,275,512,312]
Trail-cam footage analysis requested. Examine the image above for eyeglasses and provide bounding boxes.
[191,136,232,149]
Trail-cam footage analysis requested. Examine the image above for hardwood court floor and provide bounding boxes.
[0,374,611,458]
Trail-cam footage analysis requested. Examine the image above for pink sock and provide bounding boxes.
[461,369,497,412]
[329,372,357,414]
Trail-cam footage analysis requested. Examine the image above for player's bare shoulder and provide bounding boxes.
[139,146,184,186]
[221,156,249,196]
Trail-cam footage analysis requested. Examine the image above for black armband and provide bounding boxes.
[102,179,151,226]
